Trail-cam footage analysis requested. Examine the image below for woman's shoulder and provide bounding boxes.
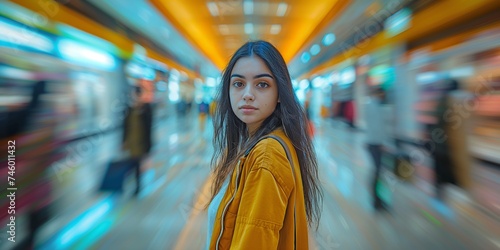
[252,128,290,155]
[246,136,294,190]
[253,135,287,156]
[247,130,294,175]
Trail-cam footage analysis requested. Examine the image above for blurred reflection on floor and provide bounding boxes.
[20,115,500,250]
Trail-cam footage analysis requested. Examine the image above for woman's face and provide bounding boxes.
[229,56,279,133]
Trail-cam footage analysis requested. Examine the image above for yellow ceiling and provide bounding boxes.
[150,0,350,71]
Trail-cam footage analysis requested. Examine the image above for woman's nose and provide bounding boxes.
[242,86,254,101]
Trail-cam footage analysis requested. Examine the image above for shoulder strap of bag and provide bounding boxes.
[243,134,297,250]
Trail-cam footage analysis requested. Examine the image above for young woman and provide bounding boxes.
[206,40,322,249]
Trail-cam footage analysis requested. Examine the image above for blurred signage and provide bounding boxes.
[57,38,116,71]
[125,61,156,80]
[58,24,118,56]
[368,64,395,88]
[0,16,54,54]
[340,66,356,88]
[384,8,412,37]
[133,43,147,62]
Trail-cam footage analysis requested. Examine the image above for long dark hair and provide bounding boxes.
[210,40,322,226]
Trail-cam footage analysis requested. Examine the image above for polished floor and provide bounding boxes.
[10,113,500,250]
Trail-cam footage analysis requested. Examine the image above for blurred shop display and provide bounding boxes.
[413,31,500,166]
[324,63,358,126]
[468,48,500,164]
[0,7,120,248]
[410,27,500,215]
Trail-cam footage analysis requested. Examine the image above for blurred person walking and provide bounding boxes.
[428,79,471,199]
[364,86,388,210]
[1,80,46,137]
[206,40,322,250]
[1,80,60,250]
[345,99,356,129]
[122,85,153,196]
[198,100,209,132]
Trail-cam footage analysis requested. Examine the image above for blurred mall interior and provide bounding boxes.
[0,0,499,249]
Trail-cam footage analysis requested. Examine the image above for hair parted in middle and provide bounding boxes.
[210,40,322,227]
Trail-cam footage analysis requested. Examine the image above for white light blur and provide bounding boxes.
[125,63,142,78]
[385,8,412,37]
[169,81,179,92]
[270,24,281,34]
[207,2,219,16]
[0,20,53,53]
[58,39,115,70]
[340,67,355,85]
[296,89,305,102]
[169,92,180,102]
[416,72,440,84]
[277,3,288,16]
[206,77,217,87]
[299,79,309,89]
[0,65,34,80]
[312,76,324,88]
[169,134,179,145]
[168,74,180,102]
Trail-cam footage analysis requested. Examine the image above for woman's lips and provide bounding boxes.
[240,105,257,114]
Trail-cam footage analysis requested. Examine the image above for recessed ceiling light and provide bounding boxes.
[244,23,253,34]
[244,1,253,15]
[322,33,336,46]
[270,24,281,34]
[207,2,219,16]
[301,52,310,63]
[310,44,320,55]
[277,3,288,16]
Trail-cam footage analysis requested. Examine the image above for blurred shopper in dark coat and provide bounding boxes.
[0,81,46,138]
[122,85,153,195]
[364,87,387,210]
[429,79,471,199]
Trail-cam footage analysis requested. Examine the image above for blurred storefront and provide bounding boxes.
[408,22,500,214]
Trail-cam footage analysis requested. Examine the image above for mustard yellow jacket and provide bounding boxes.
[209,129,309,249]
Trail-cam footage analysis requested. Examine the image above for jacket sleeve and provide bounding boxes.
[230,166,291,249]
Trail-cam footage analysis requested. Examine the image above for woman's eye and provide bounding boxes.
[232,81,243,88]
[257,82,269,88]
